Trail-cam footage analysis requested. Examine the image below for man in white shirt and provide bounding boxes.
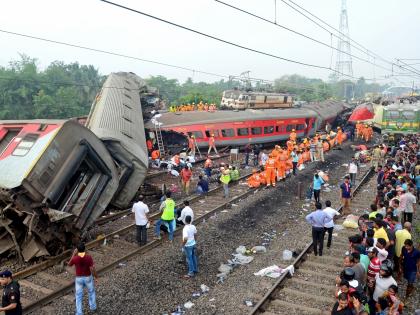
[132,195,149,246]
[177,200,194,225]
[348,157,358,186]
[323,200,340,248]
[401,188,416,223]
[182,215,198,278]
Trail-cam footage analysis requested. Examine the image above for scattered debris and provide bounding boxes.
[200,284,210,293]
[244,300,254,307]
[183,301,194,309]
[282,250,293,260]
[251,246,266,253]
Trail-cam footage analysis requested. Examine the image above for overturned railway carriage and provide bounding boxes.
[86,72,149,208]
[146,101,346,148]
[0,120,119,260]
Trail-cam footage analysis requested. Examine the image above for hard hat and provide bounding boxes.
[337,126,341,129]
[292,129,295,132]
[211,134,214,137]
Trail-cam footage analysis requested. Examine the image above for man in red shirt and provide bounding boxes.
[180,165,193,195]
[68,243,98,315]
[366,247,380,297]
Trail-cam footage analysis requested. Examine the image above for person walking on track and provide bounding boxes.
[68,243,98,315]
[340,176,352,215]
[132,194,150,246]
[208,134,218,155]
[312,173,325,203]
[323,200,340,249]
[155,191,175,241]
[306,202,332,256]
[182,215,198,278]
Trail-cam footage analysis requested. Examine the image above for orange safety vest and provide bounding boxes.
[151,150,160,160]
[265,158,276,169]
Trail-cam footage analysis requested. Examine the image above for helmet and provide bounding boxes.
[337,126,341,129]
[292,129,295,132]
[380,259,394,275]
[342,267,355,281]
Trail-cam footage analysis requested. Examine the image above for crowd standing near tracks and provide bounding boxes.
[324,133,420,315]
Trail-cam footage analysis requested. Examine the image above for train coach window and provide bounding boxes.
[237,128,249,136]
[275,126,284,133]
[12,133,39,156]
[191,131,204,139]
[296,124,306,131]
[251,127,262,135]
[221,129,234,137]
[205,130,219,138]
[385,110,399,119]
[286,125,296,132]
[264,126,274,134]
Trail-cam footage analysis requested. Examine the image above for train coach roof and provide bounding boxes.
[0,119,66,125]
[384,103,420,111]
[146,108,317,127]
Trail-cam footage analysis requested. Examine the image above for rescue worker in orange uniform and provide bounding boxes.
[187,134,196,156]
[286,139,294,156]
[151,149,160,167]
[247,169,262,188]
[336,127,344,146]
[289,129,297,142]
[364,125,373,142]
[208,134,218,155]
[146,139,153,154]
[355,121,363,139]
[265,154,276,187]
[277,149,288,180]
[204,156,212,178]
[272,145,281,181]
[259,167,267,186]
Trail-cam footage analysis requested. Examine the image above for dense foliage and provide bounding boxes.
[0,55,389,120]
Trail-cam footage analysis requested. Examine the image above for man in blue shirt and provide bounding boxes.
[312,173,325,203]
[196,175,209,195]
[400,239,420,299]
[306,202,332,256]
[340,176,352,215]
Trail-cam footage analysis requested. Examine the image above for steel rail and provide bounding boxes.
[249,167,375,315]
[23,172,257,314]
[15,168,252,283]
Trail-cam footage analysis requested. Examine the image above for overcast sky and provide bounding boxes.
[1,0,419,86]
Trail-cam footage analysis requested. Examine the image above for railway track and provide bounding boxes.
[20,169,255,314]
[16,142,352,314]
[249,167,376,315]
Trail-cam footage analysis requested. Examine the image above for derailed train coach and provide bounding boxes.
[0,72,150,260]
[0,120,119,260]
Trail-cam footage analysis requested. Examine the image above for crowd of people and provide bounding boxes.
[168,101,217,112]
[304,134,419,315]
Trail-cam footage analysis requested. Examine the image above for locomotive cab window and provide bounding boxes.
[385,110,399,119]
[12,133,39,156]
[286,125,296,132]
[264,126,274,134]
[401,111,415,120]
[191,131,204,139]
[237,128,249,136]
[251,127,262,135]
[205,130,219,138]
[221,128,234,137]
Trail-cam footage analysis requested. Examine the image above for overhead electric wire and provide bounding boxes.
[97,0,361,81]
[280,0,420,78]
[214,0,400,75]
